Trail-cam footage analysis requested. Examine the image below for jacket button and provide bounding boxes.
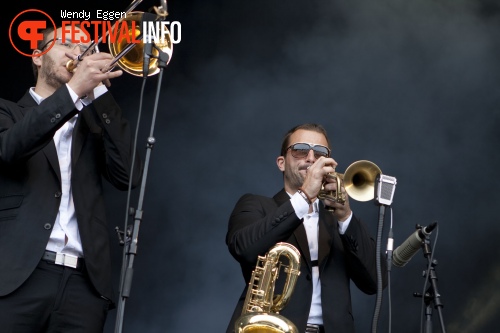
[55,113,61,119]
[102,113,108,118]
[54,191,62,198]
[275,218,280,222]
[50,118,56,123]
[44,223,52,230]
[105,119,111,124]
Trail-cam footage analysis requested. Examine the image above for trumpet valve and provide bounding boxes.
[318,172,346,208]
[324,172,336,180]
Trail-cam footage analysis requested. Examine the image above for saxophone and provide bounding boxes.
[235,242,301,333]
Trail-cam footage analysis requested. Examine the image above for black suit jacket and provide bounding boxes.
[0,87,142,303]
[226,189,387,333]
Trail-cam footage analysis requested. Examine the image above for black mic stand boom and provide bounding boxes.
[114,46,171,333]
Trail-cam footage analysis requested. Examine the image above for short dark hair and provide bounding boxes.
[280,123,331,156]
[31,27,57,83]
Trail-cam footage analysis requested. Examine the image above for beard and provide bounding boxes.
[283,166,304,190]
[38,54,69,89]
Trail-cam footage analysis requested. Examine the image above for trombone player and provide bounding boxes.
[226,123,387,333]
[0,24,142,332]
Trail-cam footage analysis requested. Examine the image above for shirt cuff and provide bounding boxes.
[65,83,84,111]
[93,84,107,98]
[291,192,311,219]
[81,85,108,106]
[66,83,108,109]
[338,211,353,234]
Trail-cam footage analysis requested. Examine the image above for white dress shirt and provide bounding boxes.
[29,84,107,258]
[290,191,353,325]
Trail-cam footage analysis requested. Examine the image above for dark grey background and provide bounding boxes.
[3,0,500,332]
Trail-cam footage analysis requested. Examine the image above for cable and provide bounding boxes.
[387,207,393,333]
[371,205,385,333]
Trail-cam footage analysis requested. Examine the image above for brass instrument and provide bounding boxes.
[235,242,301,333]
[65,0,173,77]
[318,160,382,210]
[107,11,173,76]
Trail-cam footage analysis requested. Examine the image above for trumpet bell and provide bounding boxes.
[343,160,382,202]
[108,11,173,77]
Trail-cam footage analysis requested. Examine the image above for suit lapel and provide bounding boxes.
[273,189,313,270]
[293,223,312,271]
[272,190,338,273]
[18,90,62,181]
[318,205,335,273]
[17,90,36,117]
[42,141,61,182]
[71,112,87,168]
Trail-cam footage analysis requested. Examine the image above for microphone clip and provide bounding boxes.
[417,222,438,239]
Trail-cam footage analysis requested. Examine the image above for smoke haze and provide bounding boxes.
[2,0,500,332]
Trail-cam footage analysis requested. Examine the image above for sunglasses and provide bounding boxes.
[40,38,96,55]
[286,142,331,159]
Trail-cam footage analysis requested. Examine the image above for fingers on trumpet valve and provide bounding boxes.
[324,173,343,185]
[324,172,336,180]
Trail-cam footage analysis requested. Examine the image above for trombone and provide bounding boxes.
[65,0,173,77]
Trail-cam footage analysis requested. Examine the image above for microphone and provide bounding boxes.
[143,42,153,78]
[157,0,168,16]
[392,222,437,267]
[141,12,158,77]
[375,174,397,206]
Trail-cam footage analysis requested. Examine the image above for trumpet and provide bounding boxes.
[318,160,382,210]
[65,0,173,77]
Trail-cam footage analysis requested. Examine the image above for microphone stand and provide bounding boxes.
[114,46,170,333]
[372,173,397,333]
[371,203,386,333]
[413,228,446,333]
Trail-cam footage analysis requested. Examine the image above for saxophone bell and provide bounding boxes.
[235,242,301,333]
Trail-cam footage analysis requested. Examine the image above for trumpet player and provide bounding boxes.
[0,24,142,332]
[226,123,387,333]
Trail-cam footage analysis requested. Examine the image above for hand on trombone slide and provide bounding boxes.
[65,51,123,98]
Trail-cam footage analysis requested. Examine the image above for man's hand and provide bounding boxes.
[300,156,337,201]
[322,178,352,221]
[66,52,122,97]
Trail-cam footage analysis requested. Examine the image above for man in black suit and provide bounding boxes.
[226,123,387,333]
[0,24,142,332]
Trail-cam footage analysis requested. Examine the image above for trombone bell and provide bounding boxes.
[108,11,173,77]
